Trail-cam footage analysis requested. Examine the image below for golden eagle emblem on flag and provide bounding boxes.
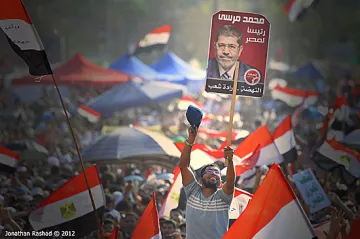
[60,202,76,219]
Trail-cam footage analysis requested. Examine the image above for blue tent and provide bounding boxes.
[110,54,184,82]
[151,52,205,93]
[86,80,186,115]
[291,61,324,79]
[109,54,158,80]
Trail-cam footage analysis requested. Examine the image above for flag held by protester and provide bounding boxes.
[273,115,298,164]
[131,192,161,239]
[223,164,316,239]
[0,147,19,173]
[131,24,171,55]
[78,105,101,123]
[29,165,105,238]
[0,0,52,76]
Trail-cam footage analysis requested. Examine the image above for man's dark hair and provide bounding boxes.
[200,163,221,178]
[216,25,242,45]
[163,219,177,229]
[179,223,186,230]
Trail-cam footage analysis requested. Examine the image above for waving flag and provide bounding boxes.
[77,105,101,123]
[131,192,161,239]
[0,0,52,76]
[235,126,283,166]
[131,24,171,55]
[29,165,105,238]
[284,0,316,22]
[271,86,318,108]
[273,115,297,164]
[0,147,19,173]
[223,164,316,239]
[313,138,360,184]
[159,167,182,218]
[229,188,253,221]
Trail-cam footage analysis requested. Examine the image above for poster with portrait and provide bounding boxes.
[205,11,270,97]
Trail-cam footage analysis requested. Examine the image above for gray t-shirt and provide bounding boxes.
[184,179,233,239]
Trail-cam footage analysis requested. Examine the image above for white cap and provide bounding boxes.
[31,187,44,197]
[16,166,27,173]
[47,156,60,167]
[113,191,124,207]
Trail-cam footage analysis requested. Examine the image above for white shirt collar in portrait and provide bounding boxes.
[218,62,237,80]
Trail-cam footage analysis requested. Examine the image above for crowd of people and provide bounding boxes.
[0,69,360,239]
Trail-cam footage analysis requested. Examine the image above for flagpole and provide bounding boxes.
[50,74,104,239]
[225,61,240,166]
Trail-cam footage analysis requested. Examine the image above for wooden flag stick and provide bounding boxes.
[225,61,240,166]
[50,74,104,239]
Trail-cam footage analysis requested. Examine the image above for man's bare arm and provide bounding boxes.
[223,147,235,195]
[179,127,196,185]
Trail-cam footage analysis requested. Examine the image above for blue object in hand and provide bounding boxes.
[186,105,203,132]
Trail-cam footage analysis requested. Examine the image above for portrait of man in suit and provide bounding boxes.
[207,25,261,83]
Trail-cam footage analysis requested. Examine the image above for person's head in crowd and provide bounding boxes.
[105,194,114,210]
[170,208,184,225]
[32,177,45,189]
[160,219,177,237]
[102,218,116,234]
[179,222,186,234]
[137,196,151,214]
[119,212,138,236]
[199,163,222,191]
[31,187,44,205]
[115,200,132,213]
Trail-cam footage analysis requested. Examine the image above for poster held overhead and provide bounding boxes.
[205,11,270,98]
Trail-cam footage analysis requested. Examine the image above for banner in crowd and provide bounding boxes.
[205,11,270,97]
[293,169,330,213]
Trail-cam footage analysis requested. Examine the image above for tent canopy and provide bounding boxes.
[151,52,205,93]
[151,52,205,80]
[110,54,184,82]
[86,80,186,115]
[12,54,130,87]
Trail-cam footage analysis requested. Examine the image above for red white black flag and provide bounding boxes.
[131,24,171,55]
[0,0,52,76]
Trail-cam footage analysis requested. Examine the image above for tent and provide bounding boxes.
[151,52,205,93]
[11,54,130,87]
[291,61,324,79]
[110,54,183,82]
[86,80,186,115]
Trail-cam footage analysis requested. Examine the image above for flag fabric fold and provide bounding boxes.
[313,138,360,184]
[132,24,171,55]
[131,192,161,239]
[273,115,298,164]
[223,164,316,239]
[271,86,318,108]
[0,147,19,173]
[29,165,105,238]
[159,167,182,218]
[0,0,52,76]
[235,125,283,167]
[77,105,101,123]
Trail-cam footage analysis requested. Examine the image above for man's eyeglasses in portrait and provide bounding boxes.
[215,43,239,52]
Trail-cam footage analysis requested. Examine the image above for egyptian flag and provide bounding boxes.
[284,0,316,22]
[105,226,118,239]
[29,165,105,238]
[159,167,182,218]
[198,128,241,141]
[131,192,161,239]
[174,142,224,159]
[273,115,298,164]
[271,86,318,108]
[0,147,19,173]
[78,105,101,123]
[229,188,253,223]
[223,164,316,239]
[313,138,360,184]
[235,125,283,167]
[346,216,360,239]
[131,24,171,55]
[0,0,52,76]
[178,95,203,111]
